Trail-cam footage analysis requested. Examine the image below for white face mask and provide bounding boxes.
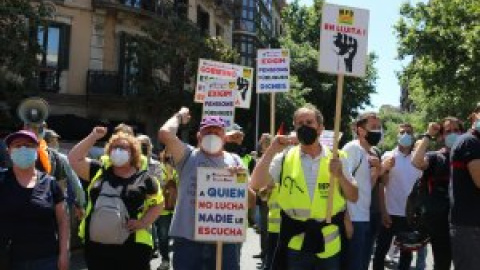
[110,148,130,167]
[201,134,223,155]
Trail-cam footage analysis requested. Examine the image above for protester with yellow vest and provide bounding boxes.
[251,104,358,270]
[68,127,163,270]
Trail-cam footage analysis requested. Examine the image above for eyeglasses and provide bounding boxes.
[111,144,130,151]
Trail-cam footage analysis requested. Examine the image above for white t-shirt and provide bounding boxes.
[269,144,355,201]
[342,140,371,222]
[382,148,422,217]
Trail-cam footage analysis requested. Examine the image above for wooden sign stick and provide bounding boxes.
[326,74,344,223]
[270,93,276,136]
[216,241,223,270]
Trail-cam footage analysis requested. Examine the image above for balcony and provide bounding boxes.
[87,70,122,96]
[93,0,182,18]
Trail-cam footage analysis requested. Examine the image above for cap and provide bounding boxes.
[226,123,243,136]
[4,130,39,146]
[44,129,60,141]
[200,116,226,130]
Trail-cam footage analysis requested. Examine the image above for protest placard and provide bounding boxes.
[257,49,290,93]
[318,3,369,77]
[195,59,254,109]
[318,3,370,223]
[202,80,236,130]
[319,130,343,150]
[195,167,248,243]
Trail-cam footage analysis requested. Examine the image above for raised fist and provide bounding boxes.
[91,126,107,140]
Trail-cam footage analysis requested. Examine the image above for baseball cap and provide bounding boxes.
[200,116,226,130]
[226,123,243,136]
[44,129,60,141]
[4,130,39,146]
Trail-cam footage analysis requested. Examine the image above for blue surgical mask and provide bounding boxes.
[445,133,459,148]
[475,119,480,132]
[10,147,38,169]
[398,133,413,147]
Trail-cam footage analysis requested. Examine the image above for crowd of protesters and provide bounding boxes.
[1,98,480,270]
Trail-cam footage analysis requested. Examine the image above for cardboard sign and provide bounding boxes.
[319,130,343,150]
[195,59,254,109]
[318,3,369,77]
[202,80,236,129]
[257,49,290,93]
[195,167,248,243]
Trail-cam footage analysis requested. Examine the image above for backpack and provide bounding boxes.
[89,174,130,245]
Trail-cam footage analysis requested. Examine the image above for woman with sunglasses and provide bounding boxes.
[0,130,69,270]
[68,127,163,270]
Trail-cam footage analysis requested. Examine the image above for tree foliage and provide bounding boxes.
[280,0,378,137]
[395,0,480,121]
[0,0,49,129]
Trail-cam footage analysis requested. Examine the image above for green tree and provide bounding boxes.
[281,0,378,138]
[395,0,480,121]
[0,0,49,129]
[378,105,425,152]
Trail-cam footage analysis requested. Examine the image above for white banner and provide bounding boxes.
[195,167,248,243]
[195,59,254,109]
[318,3,369,77]
[257,49,290,93]
[202,80,236,130]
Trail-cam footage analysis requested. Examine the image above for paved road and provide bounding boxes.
[71,228,262,270]
[72,228,447,270]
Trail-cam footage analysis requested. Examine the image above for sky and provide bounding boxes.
[294,0,409,111]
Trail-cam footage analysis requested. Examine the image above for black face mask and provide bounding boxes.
[296,125,318,145]
[225,142,242,155]
[365,130,382,146]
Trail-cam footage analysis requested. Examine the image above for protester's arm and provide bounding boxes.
[52,179,69,270]
[412,123,439,170]
[127,176,164,231]
[468,159,480,188]
[333,157,358,202]
[378,177,392,228]
[158,107,190,165]
[248,187,256,209]
[58,153,86,208]
[250,135,291,190]
[68,127,107,181]
[380,152,394,185]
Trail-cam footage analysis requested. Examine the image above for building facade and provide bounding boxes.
[31,0,234,140]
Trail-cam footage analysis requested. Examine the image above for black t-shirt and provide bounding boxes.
[86,161,159,243]
[0,169,64,261]
[421,150,450,215]
[450,131,480,226]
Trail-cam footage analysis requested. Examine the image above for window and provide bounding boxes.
[216,24,223,38]
[197,6,210,36]
[119,33,140,95]
[36,22,70,92]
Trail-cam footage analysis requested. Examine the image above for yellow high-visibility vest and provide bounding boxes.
[278,145,346,258]
[267,185,281,233]
[79,166,163,247]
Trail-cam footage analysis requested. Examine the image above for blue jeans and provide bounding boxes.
[172,237,240,270]
[10,256,57,270]
[287,249,340,270]
[346,221,371,270]
[415,246,427,270]
[155,213,173,262]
